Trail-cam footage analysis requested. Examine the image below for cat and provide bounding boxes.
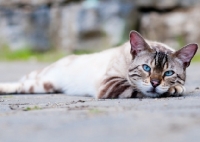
[0,31,198,98]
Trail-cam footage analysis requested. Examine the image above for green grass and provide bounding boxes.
[73,49,94,55]
[176,36,186,47]
[88,108,104,114]
[23,106,41,111]
[0,47,66,62]
[0,45,200,62]
[192,54,200,62]
[0,46,95,62]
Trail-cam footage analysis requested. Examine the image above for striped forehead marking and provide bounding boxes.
[154,51,168,69]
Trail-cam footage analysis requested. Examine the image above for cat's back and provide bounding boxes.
[56,46,120,68]
[48,47,121,96]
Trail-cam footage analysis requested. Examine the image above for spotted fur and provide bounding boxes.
[0,31,198,98]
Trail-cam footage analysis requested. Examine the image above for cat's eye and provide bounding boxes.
[164,70,174,76]
[142,64,151,72]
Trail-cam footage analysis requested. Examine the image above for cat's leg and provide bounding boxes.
[167,85,186,96]
[97,76,137,99]
[0,64,65,94]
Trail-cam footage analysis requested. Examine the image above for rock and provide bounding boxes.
[135,0,200,9]
[0,6,51,51]
[55,0,136,52]
[1,0,200,53]
[136,0,179,9]
[0,0,62,6]
[140,6,200,49]
[0,0,137,52]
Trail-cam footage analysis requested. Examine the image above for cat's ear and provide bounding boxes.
[130,30,152,57]
[174,43,198,68]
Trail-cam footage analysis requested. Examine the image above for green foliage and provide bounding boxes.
[0,45,97,62]
[0,46,66,62]
[176,35,186,48]
[192,54,200,62]
[0,45,199,63]
[73,49,94,55]
[174,36,200,62]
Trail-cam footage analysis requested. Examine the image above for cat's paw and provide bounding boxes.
[168,85,185,96]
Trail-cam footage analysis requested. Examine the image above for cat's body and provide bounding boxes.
[0,31,198,98]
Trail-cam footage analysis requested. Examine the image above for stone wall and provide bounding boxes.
[0,0,136,52]
[0,0,200,52]
[138,0,200,49]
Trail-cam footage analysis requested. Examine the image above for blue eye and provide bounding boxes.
[164,70,174,76]
[142,64,151,72]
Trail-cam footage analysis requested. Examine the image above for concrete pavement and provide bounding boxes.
[0,62,200,142]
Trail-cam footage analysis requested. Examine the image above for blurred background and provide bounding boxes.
[0,0,200,62]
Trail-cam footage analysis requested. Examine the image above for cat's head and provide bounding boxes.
[128,31,198,97]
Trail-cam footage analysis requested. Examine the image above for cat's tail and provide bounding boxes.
[0,80,59,94]
[0,83,21,94]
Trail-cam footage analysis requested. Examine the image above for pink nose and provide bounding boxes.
[150,79,160,88]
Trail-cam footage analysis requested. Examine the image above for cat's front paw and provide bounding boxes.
[168,85,185,96]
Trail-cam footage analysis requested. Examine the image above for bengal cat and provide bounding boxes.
[0,31,198,98]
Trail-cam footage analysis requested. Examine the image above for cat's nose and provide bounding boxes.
[150,79,160,88]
